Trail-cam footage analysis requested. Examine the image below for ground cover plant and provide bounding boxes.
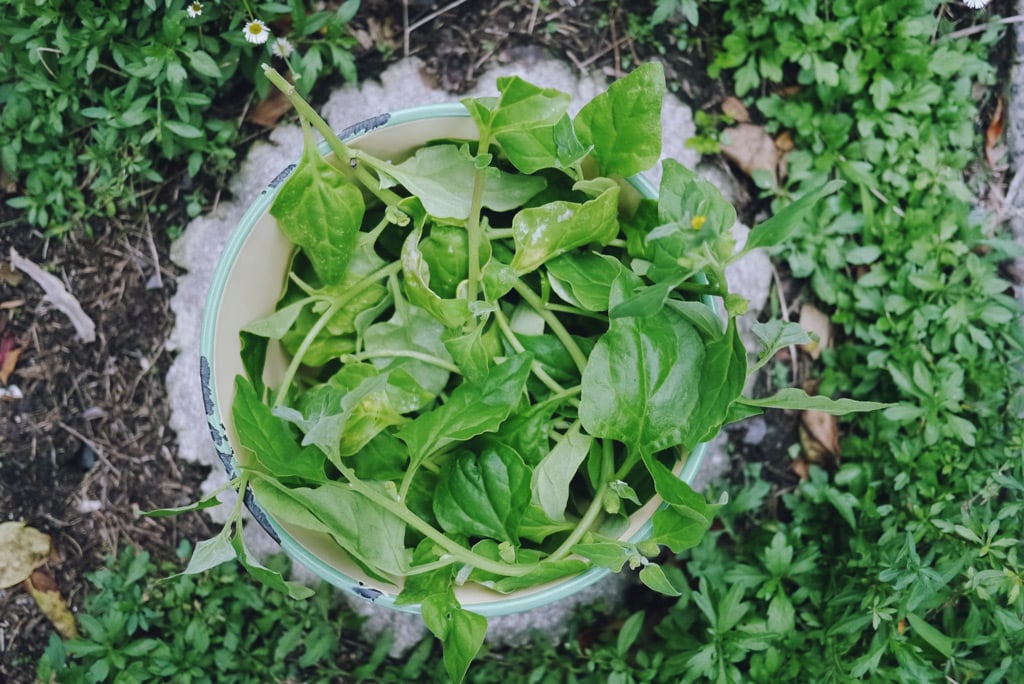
[0,0,360,234]
[5,0,1023,682]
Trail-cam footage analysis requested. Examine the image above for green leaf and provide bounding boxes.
[738,387,893,414]
[742,181,844,253]
[271,119,365,284]
[547,252,623,312]
[232,376,328,482]
[164,120,203,139]
[187,50,222,80]
[241,299,309,339]
[493,114,589,174]
[572,542,629,572]
[491,559,589,592]
[421,593,487,684]
[617,611,646,655]
[179,533,236,575]
[375,144,545,220]
[658,158,736,236]
[433,443,531,542]
[750,319,812,372]
[638,563,684,596]
[574,62,664,177]
[682,318,746,447]
[905,612,953,657]
[270,481,410,576]
[230,533,315,599]
[397,352,533,467]
[510,184,619,274]
[401,227,473,328]
[579,278,704,453]
[531,423,592,522]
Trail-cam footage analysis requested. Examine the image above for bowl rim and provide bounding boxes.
[199,102,712,616]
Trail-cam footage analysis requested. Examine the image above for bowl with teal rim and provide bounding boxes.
[200,103,712,616]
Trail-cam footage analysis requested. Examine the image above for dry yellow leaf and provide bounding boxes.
[798,303,833,361]
[720,123,779,183]
[28,569,79,639]
[0,521,52,589]
[721,96,751,123]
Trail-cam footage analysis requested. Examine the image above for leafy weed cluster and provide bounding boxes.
[0,0,360,234]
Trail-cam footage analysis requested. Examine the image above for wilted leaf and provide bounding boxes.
[800,409,841,465]
[248,86,294,128]
[0,330,22,384]
[27,568,78,639]
[0,521,52,588]
[985,96,1004,169]
[798,303,832,361]
[720,123,779,183]
[721,96,750,123]
[9,249,96,342]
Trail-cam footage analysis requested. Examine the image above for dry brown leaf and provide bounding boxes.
[798,303,833,361]
[792,457,810,481]
[720,123,779,183]
[248,87,294,128]
[0,330,21,384]
[0,262,23,286]
[0,521,52,589]
[775,130,795,153]
[721,96,750,123]
[986,96,1004,169]
[800,409,841,465]
[9,248,96,342]
[27,568,79,639]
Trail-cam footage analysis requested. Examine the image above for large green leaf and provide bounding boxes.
[530,423,592,522]
[374,144,546,220]
[231,376,327,482]
[573,61,664,177]
[738,387,894,414]
[433,443,531,542]
[421,592,488,684]
[579,279,704,453]
[270,119,365,284]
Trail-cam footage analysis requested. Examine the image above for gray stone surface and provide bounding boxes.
[165,55,771,653]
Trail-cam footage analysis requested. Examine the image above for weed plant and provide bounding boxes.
[0,0,360,234]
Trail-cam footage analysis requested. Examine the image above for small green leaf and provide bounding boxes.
[421,593,488,684]
[434,443,531,542]
[164,120,203,139]
[738,387,893,414]
[180,533,236,575]
[743,181,845,253]
[906,612,954,658]
[531,423,592,521]
[573,542,629,572]
[187,50,223,79]
[638,564,684,596]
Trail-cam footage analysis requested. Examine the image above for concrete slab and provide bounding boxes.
[165,55,770,653]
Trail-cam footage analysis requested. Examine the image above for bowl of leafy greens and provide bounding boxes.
[189,61,881,682]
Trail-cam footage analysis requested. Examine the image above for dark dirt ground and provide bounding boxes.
[1,0,996,680]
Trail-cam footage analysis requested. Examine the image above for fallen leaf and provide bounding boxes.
[0,521,52,588]
[798,303,833,361]
[800,409,841,465]
[775,130,795,153]
[986,96,1004,169]
[792,457,810,481]
[0,262,23,286]
[27,568,79,639]
[721,96,750,123]
[248,87,294,128]
[9,248,96,343]
[720,123,780,183]
[0,330,21,384]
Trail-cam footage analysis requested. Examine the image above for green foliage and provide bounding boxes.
[0,0,361,234]
[627,0,1024,680]
[37,543,354,683]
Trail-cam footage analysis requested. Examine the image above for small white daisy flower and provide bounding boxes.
[271,37,294,59]
[963,0,990,8]
[185,1,203,18]
[243,19,271,45]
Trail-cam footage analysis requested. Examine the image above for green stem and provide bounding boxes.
[465,132,493,302]
[273,262,401,407]
[493,306,568,395]
[512,281,589,373]
[404,557,458,576]
[329,464,536,577]
[341,349,462,374]
[545,302,608,323]
[546,438,614,563]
